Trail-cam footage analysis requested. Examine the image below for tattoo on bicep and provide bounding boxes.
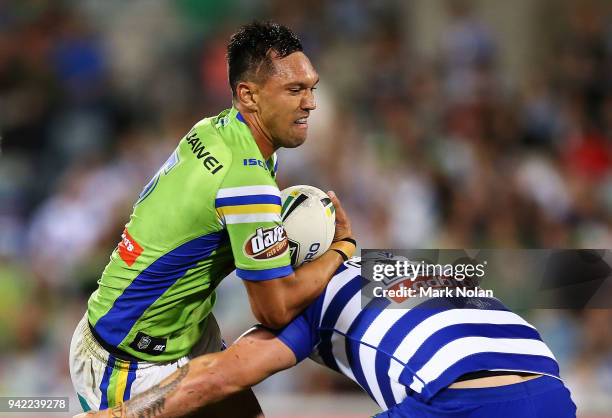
[123,363,190,418]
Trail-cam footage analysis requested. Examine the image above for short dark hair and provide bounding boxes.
[227,21,303,97]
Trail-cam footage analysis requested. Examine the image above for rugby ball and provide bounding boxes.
[281,185,336,267]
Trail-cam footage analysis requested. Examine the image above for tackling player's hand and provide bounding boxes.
[327,190,352,242]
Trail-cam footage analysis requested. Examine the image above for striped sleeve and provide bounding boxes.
[216,185,282,225]
[216,185,292,281]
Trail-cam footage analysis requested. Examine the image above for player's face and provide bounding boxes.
[257,52,318,149]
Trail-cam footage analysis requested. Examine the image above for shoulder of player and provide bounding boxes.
[190,115,268,167]
[315,258,362,314]
[217,139,277,188]
[181,114,277,199]
[213,110,273,170]
[178,118,233,179]
[342,257,362,275]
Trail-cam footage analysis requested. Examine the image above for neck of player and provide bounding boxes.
[236,105,275,160]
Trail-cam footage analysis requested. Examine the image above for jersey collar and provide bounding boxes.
[229,106,277,177]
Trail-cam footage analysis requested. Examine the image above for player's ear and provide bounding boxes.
[236,81,259,111]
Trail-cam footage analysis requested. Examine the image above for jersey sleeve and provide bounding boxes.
[270,295,322,362]
[216,180,293,281]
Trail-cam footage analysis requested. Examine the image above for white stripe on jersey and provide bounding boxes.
[360,345,389,409]
[320,267,390,408]
[357,309,409,409]
[389,359,408,405]
[408,337,557,393]
[330,291,366,395]
[388,359,405,388]
[217,185,280,198]
[335,291,362,334]
[362,309,409,346]
[321,273,410,410]
[331,332,356,382]
[319,268,357,326]
[224,213,281,224]
[391,309,536,368]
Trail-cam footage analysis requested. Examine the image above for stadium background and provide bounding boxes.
[0,0,611,416]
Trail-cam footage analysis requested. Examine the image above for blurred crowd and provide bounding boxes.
[0,0,611,415]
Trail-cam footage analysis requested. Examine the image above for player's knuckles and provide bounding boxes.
[337,211,350,224]
[337,204,349,218]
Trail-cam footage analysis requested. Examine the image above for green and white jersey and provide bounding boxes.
[88,107,292,361]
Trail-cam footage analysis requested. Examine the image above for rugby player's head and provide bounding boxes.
[228,21,318,150]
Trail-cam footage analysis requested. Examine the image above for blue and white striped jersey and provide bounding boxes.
[275,258,561,410]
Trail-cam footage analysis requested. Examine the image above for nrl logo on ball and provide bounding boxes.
[244,226,288,259]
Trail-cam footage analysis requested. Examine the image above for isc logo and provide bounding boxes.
[243,158,266,168]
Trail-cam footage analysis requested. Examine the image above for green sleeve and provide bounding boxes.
[215,166,293,281]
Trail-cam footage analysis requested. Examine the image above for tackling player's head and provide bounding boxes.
[228,21,318,150]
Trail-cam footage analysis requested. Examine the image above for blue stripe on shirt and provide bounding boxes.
[405,323,543,373]
[98,356,115,410]
[374,299,453,408]
[236,265,293,281]
[318,275,368,371]
[335,263,348,275]
[124,361,138,401]
[94,231,225,347]
[411,352,561,400]
[320,275,368,330]
[215,195,281,208]
[345,297,391,402]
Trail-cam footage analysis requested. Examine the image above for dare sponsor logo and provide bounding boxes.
[118,228,143,266]
[244,226,288,260]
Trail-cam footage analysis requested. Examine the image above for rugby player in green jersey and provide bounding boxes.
[69,21,356,416]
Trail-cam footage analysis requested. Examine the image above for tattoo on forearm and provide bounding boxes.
[111,405,123,418]
[121,363,190,418]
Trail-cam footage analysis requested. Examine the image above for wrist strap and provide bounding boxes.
[339,237,357,246]
[332,249,349,261]
[329,238,356,261]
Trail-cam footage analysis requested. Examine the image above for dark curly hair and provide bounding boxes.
[227,21,303,98]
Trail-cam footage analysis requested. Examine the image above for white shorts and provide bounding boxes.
[69,313,223,412]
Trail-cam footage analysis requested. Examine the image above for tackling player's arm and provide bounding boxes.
[243,191,354,328]
[74,328,295,418]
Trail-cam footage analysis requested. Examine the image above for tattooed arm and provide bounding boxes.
[75,328,296,418]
